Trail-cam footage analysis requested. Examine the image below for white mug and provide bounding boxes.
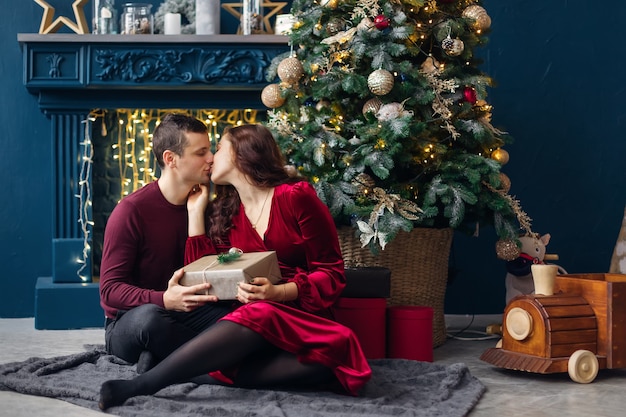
[531,264,558,296]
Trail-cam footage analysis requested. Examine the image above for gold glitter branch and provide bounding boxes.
[368,187,422,225]
[484,181,533,235]
[422,71,460,139]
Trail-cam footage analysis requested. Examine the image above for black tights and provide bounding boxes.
[99,320,335,410]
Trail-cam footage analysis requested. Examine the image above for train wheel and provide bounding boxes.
[506,307,532,341]
[568,350,599,383]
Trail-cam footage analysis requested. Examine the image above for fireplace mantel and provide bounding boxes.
[18,34,289,111]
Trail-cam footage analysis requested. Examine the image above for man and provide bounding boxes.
[99,113,232,373]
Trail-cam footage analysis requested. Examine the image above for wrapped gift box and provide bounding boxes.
[341,267,391,298]
[181,251,282,299]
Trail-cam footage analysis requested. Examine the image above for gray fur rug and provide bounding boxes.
[0,346,485,417]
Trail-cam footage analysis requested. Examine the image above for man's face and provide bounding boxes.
[176,131,213,185]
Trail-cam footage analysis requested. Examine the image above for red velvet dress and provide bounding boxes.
[185,181,371,395]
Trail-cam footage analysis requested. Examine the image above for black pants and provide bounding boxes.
[105,302,234,364]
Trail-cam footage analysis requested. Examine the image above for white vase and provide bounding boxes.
[196,0,220,35]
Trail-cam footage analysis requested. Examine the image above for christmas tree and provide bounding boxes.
[262,0,531,257]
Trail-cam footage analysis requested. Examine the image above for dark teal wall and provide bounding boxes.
[446,0,626,314]
[1,0,54,317]
[1,0,625,317]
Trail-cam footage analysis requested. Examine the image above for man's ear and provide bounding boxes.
[163,149,176,168]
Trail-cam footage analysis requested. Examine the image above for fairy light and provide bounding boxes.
[75,114,95,282]
[108,109,259,200]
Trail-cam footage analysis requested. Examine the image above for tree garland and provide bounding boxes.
[154,0,196,34]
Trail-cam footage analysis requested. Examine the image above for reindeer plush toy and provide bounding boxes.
[505,233,558,303]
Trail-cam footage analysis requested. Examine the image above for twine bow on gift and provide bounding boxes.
[200,247,244,290]
[216,247,244,264]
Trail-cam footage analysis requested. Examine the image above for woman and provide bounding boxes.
[99,124,371,410]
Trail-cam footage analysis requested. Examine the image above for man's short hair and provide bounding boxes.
[152,113,208,168]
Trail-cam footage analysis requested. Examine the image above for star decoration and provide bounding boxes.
[34,0,89,34]
[222,1,288,34]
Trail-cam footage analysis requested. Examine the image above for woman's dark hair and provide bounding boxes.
[152,113,208,168]
[209,124,299,239]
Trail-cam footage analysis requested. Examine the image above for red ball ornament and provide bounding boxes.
[463,86,477,104]
[373,14,390,30]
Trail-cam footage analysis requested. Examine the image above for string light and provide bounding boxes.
[72,108,261,277]
[76,114,95,282]
[109,108,259,200]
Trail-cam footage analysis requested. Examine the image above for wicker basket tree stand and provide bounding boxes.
[338,227,454,347]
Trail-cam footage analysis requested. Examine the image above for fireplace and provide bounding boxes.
[19,34,288,328]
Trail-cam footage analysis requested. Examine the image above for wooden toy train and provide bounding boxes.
[481,273,626,383]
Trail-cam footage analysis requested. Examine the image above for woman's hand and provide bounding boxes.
[236,277,284,304]
[187,184,210,236]
[187,184,210,214]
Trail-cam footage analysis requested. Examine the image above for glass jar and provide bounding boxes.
[121,3,153,34]
[241,0,263,35]
[92,0,118,34]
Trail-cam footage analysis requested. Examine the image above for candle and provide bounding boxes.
[275,14,296,35]
[164,13,181,35]
[196,0,220,35]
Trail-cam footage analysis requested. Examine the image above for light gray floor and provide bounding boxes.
[1,316,626,416]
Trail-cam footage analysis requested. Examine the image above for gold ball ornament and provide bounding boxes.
[320,0,339,9]
[362,97,382,115]
[496,239,521,261]
[462,5,492,31]
[367,69,394,95]
[498,172,511,193]
[491,148,510,165]
[261,84,285,108]
[442,35,464,56]
[277,57,304,84]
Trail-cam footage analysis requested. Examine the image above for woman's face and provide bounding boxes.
[211,135,235,185]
